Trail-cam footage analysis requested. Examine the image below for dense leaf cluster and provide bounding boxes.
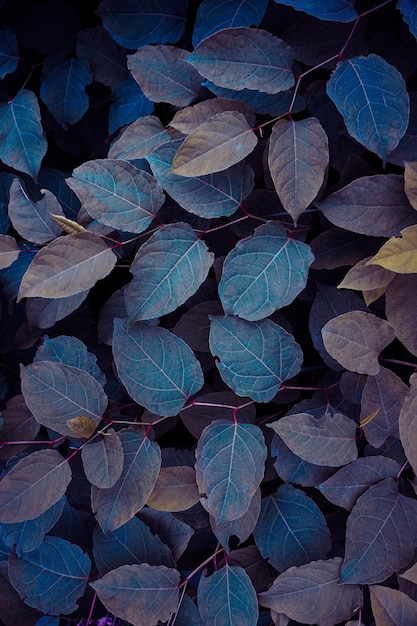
[0,0,416,625]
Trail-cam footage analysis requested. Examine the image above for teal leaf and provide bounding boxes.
[195,420,266,522]
[271,433,335,487]
[91,428,161,533]
[147,139,254,219]
[20,361,107,437]
[192,0,268,47]
[66,159,165,233]
[211,488,261,551]
[108,74,154,134]
[0,90,47,179]
[187,27,294,94]
[273,0,357,21]
[109,115,170,161]
[219,221,314,320]
[8,536,91,615]
[126,222,214,322]
[0,28,19,78]
[209,316,303,402]
[98,0,189,48]
[90,563,180,625]
[327,54,410,163]
[198,565,258,626]
[137,508,194,561]
[398,0,417,41]
[81,428,123,488]
[76,26,128,89]
[34,335,105,385]
[254,485,331,571]
[40,56,92,129]
[113,319,204,416]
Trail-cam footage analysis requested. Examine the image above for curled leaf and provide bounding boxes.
[66,416,97,438]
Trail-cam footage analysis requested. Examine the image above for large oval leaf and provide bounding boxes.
[9,536,91,615]
[126,222,214,322]
[195,420,266,523]
[187,27,294,94]
[327,54,409,163]
[209,316,303,402]
[17,232,117,301]
[66,159,164,234]
[0,449,71,523]
[219,221,314,320]
[170,111,257,177]
[91,429,161,533]
[113,319,204,416]
[90,563,180,626]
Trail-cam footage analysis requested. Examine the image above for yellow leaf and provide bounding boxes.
[404,161,417,210]
[362,286,387,306]
[366,224,417,273]
[50,213,87,234]
[67,416,97,438]
[338,256,395,291]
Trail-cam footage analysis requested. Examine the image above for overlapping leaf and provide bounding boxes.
[108,115,170,160]
[399,372,417,475]
[147,466,199,512]
[170,98,255,134]
[211,489,261,551]
[398,0,417,41]
[81,429,123,488]
[338,256,395,293]
[198,566,258,626]
[366,224,417,273]
[192,0,268,47]
[273,0,357,21]
[0,28,18,78]
[0,234,19,269]
[137,509,194,562]
[76,26,128,89]
[0,394,39,461]
[271,433,335,487]
[33,335,105,384]
[386,274,417,356]
[370,585,417,625]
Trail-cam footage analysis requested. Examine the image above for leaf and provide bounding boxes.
[400,562,417,585]
[126,222,214,322]
[398,0,417,41]
[93,516,174,576]
[98,0,188,48]
[127,45,202,107]
[0,394,39,461]
[66,416,97,438]
[8,536,91,615]
[147,139,254,219]
[0,572,40,626]
[198,565,258,626]
[253,485,331,571]
[386,274,417,357]
[311,229,386,270]
[271,433,335,487]
[340,478,417,584]
[0,449,71,523]
[0,28,19,78]
[259,557,362,626]
[26,290,89,329]
[0,235,19,269]
[108,115,170,161]
[90,563,180,626]
[91,428,161,533]
[316,175,417,236]
[33,334,105,384]
[338,256,395,292]
[317,456,401,511]
[370,584,417,625]
[109,74,154,134]
[81,429,123,488]
[170,111,257,177]
[399,372,417,476]
[268,118,329,225]
[268,411,358,467]
[40,57,92,129]
[66,159,164,234]
[174,301,225,352]
[20,361,107,437]
[209,316,303,402]
[147,466,200,512]
[180,390,255,438]
[0,90,47,179]
[49,214,86,234]
[273,0,357,21]
[17,232,117,301]
[195,420,266,522]
[404,160,417,208]
[211,488,261,551]
[219,221,314,320]
[76,26,128,89]
[137,508,194,562]
[187,27,294,94]
[192,0,268,47]
[321,311,395,375]
[170,98,256,135]
[366,225,417,273]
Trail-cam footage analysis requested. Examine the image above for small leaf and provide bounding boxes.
[268,412,357,467]
[170,111,257,177]
[272,0,357,21]
[259,557,362,626]
[341,478,417,584]
[268,118,328,225]
[0,235,19,269]
[126,222,214,322]
[0,90,47,179]
[90,563,180,626]
[198,565,258,626]
[108,115,170,161]
[219,221,314,320]
[9,536,91,615]
[147,466,200,512]
[17,232,117,301]
[370,584,417,625]
[366,224,417,273]
[399,372,417,476]
[114,319,204,416]
[195,420,266,522]
[187,27,294,94]
[0,449,71,523]
[322,311,395,375]
[209,316,303,403]
[66,416,97,438]
[49,214,87,234]
[81,428,123,488]
[327,54,409,163]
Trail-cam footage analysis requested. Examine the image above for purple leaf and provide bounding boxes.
[370,584,417,623]
[81,429,123,488]
[109,115,170,161]
[399,372,417,475]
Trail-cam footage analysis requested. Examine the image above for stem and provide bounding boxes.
[178,548,224,588]
[85,591,97,626]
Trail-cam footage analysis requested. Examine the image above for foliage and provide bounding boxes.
[0,0,417,625]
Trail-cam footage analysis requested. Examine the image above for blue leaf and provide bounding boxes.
[211,488,261,550]
[38,167,81,219]
[147,139,254,219]
[0,244,37,300]
[219,221,314,320]
[113,319,204,416]
[126,222,214,322]
[98,0,189,48]
[327,54,410,163]
[209,316,303,402]
[193,0,268,47]
[0,28,19,79]
[137,508,194,561]
[273,0,357,21]
[254,485,331,571]
[26,290,89,329]
[34,335,105,385]
[76,26,129,89]
[109,115,170,161]
[8,536,91,615]
[204,81,306,116]
[40,57,92,130]
[0,90,47,179]
[109,74,154,134]
[398,0,417,40]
